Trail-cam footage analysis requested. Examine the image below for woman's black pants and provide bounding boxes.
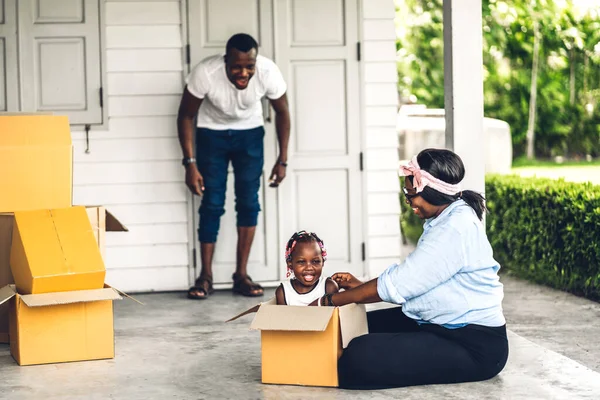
[338,307,509,389]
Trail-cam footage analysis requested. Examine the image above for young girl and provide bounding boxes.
[275,231,338,305]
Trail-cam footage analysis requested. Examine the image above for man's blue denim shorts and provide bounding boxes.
[195,126,265,243]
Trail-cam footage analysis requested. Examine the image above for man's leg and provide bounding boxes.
[231,127,264,296]
[199,242,216,280]
[236,226,256,278]
[189,129,229,299]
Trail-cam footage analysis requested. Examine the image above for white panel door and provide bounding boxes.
[275,0,364,277]
[18,0,102,124]
[0,0,18,112]
[188,0,279,284]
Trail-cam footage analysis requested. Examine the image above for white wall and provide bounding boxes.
[67,0,402,290]
[362,0,402,278]
[71,0,191,292]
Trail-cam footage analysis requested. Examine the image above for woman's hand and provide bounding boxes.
[331,272,363,290]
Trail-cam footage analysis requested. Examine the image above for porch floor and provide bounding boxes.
[1,275,599,400]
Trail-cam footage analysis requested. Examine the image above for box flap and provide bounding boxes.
[106,210,128,232]
[226,297,276,322]
[11,207,106,293]
[0,285,16,306]
[79,206,128,232]
[250,304,336,332]
[19,287,122,307]
[338,303,369,348]
[0,115,71,146]
[106,284,144,305]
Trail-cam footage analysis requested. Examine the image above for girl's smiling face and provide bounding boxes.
[287,241,324,290]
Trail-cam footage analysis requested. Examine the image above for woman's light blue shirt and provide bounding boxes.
[377,200,506,328]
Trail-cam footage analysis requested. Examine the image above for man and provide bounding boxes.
[177,33,290,299]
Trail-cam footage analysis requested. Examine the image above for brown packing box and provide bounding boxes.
[229,299,369,387]
[0,207,127,343]
[0,215,13,343]
[0,115,72,212]
[0,284,122,366]
[84,206,128,259]
[10,207,107,294]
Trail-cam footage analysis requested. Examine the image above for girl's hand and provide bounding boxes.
[331,272,363,290]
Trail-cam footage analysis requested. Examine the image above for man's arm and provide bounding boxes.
[268,93,291,187]
[177,87,204,195]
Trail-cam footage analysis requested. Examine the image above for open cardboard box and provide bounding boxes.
[10,206,108,294]
[0,207,127,343]
[0,284,122,366]
[229,298,369,387]
[0,115,72,212]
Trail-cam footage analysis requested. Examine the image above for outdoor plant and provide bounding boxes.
[400,175,600,300]
[400,191,423,244]
[486,174,600,300]
[396,0,600,158]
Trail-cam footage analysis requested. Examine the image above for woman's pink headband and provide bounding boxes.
[399,156,461,196]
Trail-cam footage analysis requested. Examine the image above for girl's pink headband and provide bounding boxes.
[399,156,461,196]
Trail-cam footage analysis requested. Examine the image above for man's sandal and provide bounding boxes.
[232,273,264,297]
[187,276,215,300]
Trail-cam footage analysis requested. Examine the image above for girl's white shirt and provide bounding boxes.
[281,277,328,306]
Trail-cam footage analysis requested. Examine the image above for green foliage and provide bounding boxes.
[400,191,424,244]
[396,0,600,158]
[512,156,600,167]
[486,175,600,300]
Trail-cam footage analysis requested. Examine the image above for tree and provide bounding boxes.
[526,19,540,160]
[396,0,600,158]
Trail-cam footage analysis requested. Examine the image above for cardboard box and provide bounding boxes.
[85,206,128,259]
[0,207,126,343]
[0,115,72,212]
[0,284,121,366]
[0,214,14,343]
[10,206,106,294]
[229,299,369,387]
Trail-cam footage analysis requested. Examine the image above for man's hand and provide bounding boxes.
[269,93,290,188]
[185,164,204,195]
[268,162,286,188]
[331,272,363,290]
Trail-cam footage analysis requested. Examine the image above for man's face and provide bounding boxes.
[225,48,257,90]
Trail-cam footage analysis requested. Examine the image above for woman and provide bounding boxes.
[313,148,508,390]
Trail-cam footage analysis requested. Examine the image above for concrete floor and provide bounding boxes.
[1,275,600,400]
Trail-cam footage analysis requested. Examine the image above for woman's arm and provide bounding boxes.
[311,278,383,307]
[325,277,339,294]
[275,284,287,305]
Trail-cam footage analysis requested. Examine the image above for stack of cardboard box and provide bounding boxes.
[0,115,127,366]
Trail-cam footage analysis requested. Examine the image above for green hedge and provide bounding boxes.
[400,175,600,300]
[486,175,600,300]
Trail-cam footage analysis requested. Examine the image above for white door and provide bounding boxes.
[0,0,18,112]
[17,0,103,124]
[188,0,279,284]
[187,0,364,284]
[274,0,364,278]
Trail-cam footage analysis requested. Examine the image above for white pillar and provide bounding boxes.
[443,0,485,194]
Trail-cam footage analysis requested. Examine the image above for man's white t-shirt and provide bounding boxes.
[186,54,287,130]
